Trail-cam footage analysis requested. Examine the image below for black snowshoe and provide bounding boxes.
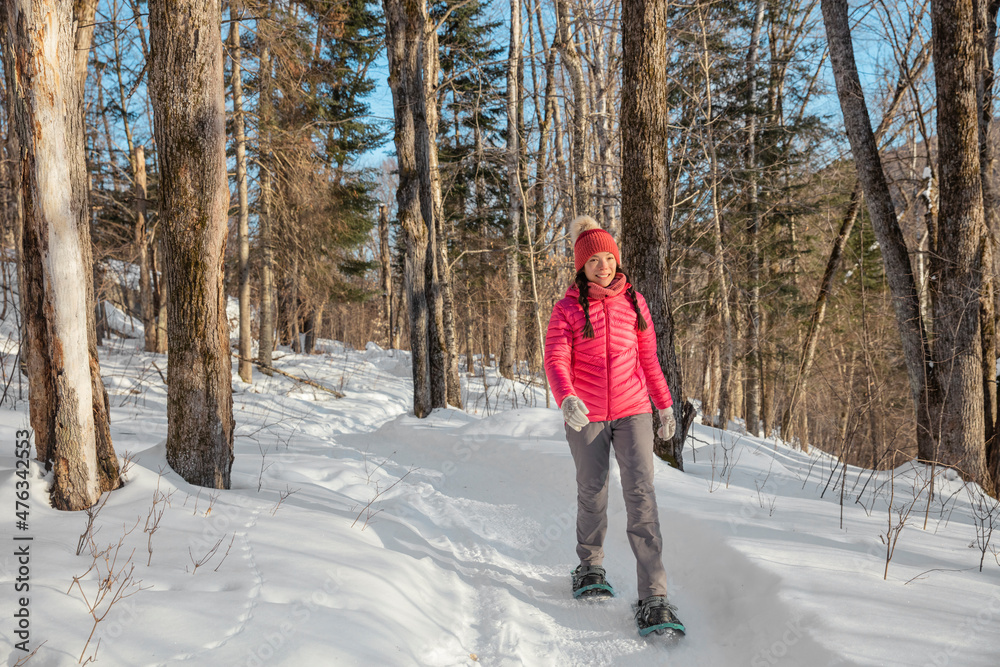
[571,564,615,599]
[633,596,685,638]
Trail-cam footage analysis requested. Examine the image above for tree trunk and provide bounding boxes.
[581,0,618,233]
[304,304,323,354]
[288,259,301,353]
[416,13,449,408]
[384,0,431,417]
[417,5,446,408]
[230,6,252,383]
[149,0,234,489]
[484,296,493,369]
[821,0,938,463]
[931,0,992,493]
[379,204,393,347]
[2,0,117,510]
[152,235,168,353]
[80,0,108,358]
[744,0,765,438]
[135,145,156,352]
[621,0,687,468]
[554,0,590,216]
[257,35,276,372]
[73,0,119,493]
[500,0,523,381]
[464,293,475,374]
[977,0,1000,491]
[441,254,462,407]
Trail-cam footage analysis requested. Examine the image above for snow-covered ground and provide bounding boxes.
[2,301,1000,666]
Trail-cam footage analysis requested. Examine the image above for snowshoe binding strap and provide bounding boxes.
[571,565,615,599]
[634,596,685,637]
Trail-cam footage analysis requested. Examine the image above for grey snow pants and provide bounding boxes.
[565,412,668,599]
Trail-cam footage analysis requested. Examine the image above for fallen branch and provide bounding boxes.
[232,354,345,398]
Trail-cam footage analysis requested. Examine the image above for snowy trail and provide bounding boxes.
[338,409,847,666]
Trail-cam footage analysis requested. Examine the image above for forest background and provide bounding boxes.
[4,0,1000,502]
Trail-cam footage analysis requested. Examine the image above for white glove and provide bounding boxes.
[657,408,676,440]
[562,396,590,431]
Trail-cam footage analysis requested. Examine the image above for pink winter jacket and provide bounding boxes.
[544,276,672,422]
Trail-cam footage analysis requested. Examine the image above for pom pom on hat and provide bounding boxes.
[571,215,620,272]
[570,215,601,245]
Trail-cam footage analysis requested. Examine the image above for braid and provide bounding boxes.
[575,269,595,338]
[618,265,649,332]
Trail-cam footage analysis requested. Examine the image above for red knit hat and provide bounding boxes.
[571,215,620,272]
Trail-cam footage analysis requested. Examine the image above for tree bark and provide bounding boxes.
[931,0,992,493]
[230,6,252,383]
[149,0,234,488]
[135,145,156,352]
[288,259,301,353]
[379,203,393,347]
[500,0,523,381]
[384,0,431,417]
[304,303,323,354]
[417,11,446,408]
[977,0,1000,491]
[440,248,462,407]
[744,0,765,438]
[153,234,168,353]
[257,31,276,372]
[621,0,687,468]
[2,0,114,509]
[554,0,590,216]
[581,0,618,233]
[821,0,938,463]
[74,0,119,492]
[418,12,460,408]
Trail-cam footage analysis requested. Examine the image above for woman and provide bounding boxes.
[543,215,684,637]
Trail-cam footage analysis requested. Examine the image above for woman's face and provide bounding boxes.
[584,252,617,287]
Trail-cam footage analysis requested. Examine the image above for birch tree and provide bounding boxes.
[554,0,590,217]
[743,0,765,438]
[230,5,252,383]
[2,0,119,510]
[257,16,276,373]
[500,0,523,380]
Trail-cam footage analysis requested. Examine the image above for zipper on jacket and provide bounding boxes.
[603,299,611,421]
